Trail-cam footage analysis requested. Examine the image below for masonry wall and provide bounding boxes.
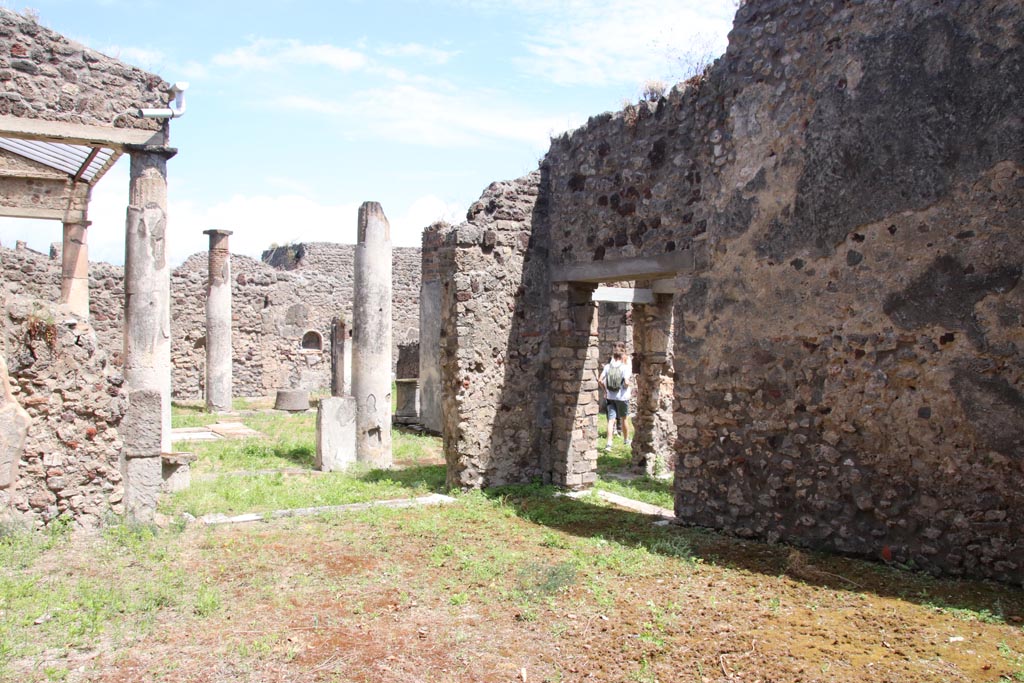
[439,173,553,488]
[538,0,1023,581]
[0,7,167,128]
[0,241,423,399]
[439,0,1022,581]
[1,292,126,528]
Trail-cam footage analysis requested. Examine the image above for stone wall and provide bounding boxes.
[440,173,553,488]
[441,0,1023,582]
[0,240,423,399]
[0,7,167,128]
[1,293,126,528]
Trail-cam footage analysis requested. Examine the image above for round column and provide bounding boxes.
[204,229,233,412]
[352,202,393,467]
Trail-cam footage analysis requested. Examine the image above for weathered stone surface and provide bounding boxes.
[352,202,393,468]
[274,389,309,412]
[121,390,162,457]
[2,241,422,399]
[122,455,160,522]
[0,8,167,128]
[0,354,30,489]
[439,0,1024,583]
[1,295,126,528]
[315,396,356,472]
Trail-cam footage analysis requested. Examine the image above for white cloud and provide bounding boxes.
[102,44,167,70]
[212,38,367,72]
[277,84,578,148]
[500,0,735,87]
[376,42,459,65]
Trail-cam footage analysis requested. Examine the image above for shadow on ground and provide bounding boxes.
[485,482,1024,621]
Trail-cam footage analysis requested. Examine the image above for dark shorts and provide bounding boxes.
[607,399,629,423]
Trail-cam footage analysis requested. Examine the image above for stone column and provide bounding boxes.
[204,229,233,412]
[632,292,675,475]
[418,223,447,432]
[352,202,393,467]
[330,316,347,397]
[122,147,175,520]
[59,220,91,318]
[548,282,600,489]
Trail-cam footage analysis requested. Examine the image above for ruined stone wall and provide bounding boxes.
[0,293,126,528]
[262,242,422,358]
[1,240,423,399]
[440,173,552,488]
[533,0,1022,581]
[0,7,167,127]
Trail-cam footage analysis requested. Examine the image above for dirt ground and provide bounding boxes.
[9,490,1017,683]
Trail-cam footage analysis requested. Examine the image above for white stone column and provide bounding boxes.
[122,147,175,520]
[59,220,90,318]
[352,202,392,467]
[204,229,233,412]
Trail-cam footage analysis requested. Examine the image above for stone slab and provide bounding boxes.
[199,493,456,525]
[316,396,357,472]
[122,390,163,457]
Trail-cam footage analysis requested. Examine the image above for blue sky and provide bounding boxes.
[0,0,737,265]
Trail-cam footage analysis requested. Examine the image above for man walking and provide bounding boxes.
[598,345,633,451]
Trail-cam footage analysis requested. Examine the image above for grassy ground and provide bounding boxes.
[1,400,1021,682]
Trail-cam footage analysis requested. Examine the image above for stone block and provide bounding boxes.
[161,452,196,493]
[275,389,310,412]
[394,379,420,421]
[123,455,162,522]
[0,356,31,490]
[122,390,163,458]
[316,397,357,472]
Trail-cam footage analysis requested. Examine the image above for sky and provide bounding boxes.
[0,0,737,265]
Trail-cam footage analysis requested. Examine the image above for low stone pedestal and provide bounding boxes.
[161,452,197,493]
[316,397,357,471]
[394,378,420,425]
[274,389,310,412]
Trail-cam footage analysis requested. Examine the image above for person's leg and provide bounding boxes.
[606,401,618,449]
[621,410,630,445]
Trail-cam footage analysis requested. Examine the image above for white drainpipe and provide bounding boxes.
[138,82,189,119]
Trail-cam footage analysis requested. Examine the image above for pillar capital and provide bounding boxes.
[125,144,178,160]
[203,229,234,237]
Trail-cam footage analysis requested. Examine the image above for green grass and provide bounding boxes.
[167,395,448,517]
[0,520,191,678]
[594,413,674,510]
[162,466,445,517]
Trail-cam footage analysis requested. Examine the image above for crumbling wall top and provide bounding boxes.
[0,8,168,131]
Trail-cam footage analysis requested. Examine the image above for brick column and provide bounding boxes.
[548,282,600,489]
[632,291,675,474]
[59,219,90,318]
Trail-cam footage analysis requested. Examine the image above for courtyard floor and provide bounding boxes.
[0,402,1021,682]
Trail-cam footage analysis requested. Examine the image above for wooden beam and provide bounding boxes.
[0,116,165,149]
[552,247,702,284]
[592,286,655,304]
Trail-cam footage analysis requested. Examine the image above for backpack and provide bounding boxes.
[606,364,624,392]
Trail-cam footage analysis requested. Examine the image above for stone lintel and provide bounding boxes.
[592,286,655,304]
[0,115,167,149]
[552,246,705,284]
[651,278,678,295]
